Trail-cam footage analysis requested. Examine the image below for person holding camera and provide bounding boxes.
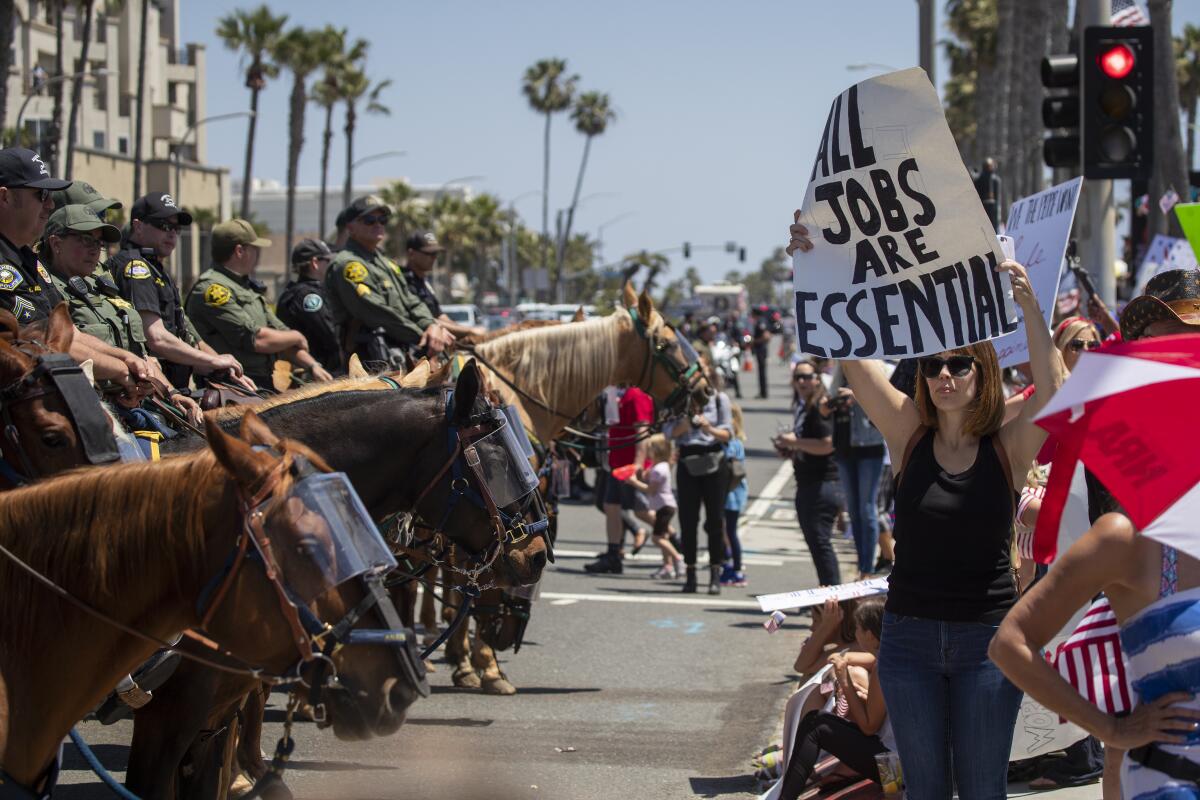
[666,363,733,594]
[775,358,842,587]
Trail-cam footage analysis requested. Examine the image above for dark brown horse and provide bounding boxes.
[0,411,422,795]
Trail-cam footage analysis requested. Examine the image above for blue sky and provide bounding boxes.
[181,0,1198,284]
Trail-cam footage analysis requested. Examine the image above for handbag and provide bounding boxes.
[681,451,724,477]
[727,458,747,492]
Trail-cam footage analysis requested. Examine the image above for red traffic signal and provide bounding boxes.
[1098,43,1135,79]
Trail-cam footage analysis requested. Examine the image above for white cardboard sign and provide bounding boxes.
[1135,234,1198,295]
[993,178,1083,368]
[756,577,889,613]
[792,68,1016,360]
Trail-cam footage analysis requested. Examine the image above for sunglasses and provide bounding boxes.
[62,232,102,250]
[146,219,180,234]
[1067,339,1100,353]
[26,187,51,203]
[358,215,389,226]
[792,373,816,381]
[918,356,976,379]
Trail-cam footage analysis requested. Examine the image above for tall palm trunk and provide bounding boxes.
[1147,0,1190,238]
[50,1,63,173]
[557,134,593,286]
[64,0,94,178]
[240,84,261,216]
[0,0,16,136]
[1187,98,1197,172]
[318,103,333,235]
[541,110,552,297]
[342,101,357,208]
[131,0,148,199]
[284,74,306,258]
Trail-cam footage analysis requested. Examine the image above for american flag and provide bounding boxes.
[1159,187,1180,214]
[1049,596,1132,716]
[1111,0,1150,26]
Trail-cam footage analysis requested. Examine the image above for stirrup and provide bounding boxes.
[117,683,153,709]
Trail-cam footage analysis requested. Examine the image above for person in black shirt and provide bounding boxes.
[774,359,842,586]
[276,238,343,374]
[401,230,484,338]
[751,306,772,399]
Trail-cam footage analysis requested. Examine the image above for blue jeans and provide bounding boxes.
[835,452,884,574]
[877,612,1022,800]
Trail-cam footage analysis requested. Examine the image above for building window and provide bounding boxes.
[92,131,104,150]
[167,82,176,105]
[117,136,128,155]
[91,63,107,110]
[96,14,106,43]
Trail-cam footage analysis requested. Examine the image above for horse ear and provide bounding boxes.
[205,412,270,488]
[428,358,453,386]
[239,410,280,449]
[347,353,369,379]
[572,306,585,323]
[399,358,430,388]
[0,309,19,341]
[44,304,75,353]
[453,359,481,422]
[637,289,655,322]
[621,281,637,308]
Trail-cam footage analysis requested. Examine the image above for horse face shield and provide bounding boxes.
[464,412,539,510]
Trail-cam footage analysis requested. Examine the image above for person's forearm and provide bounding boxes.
[841,675,871,732]
[74,330,129,363]
[253,327,303,354]
[793,438,833,455]
[146,329,218,369]
[1022,300,1065,415]
[286,347,320,371]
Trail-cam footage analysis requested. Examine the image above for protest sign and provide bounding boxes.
[792,68,1016,359]
[1176,202,1200,262]
[1135,234,1198,294]
[756,577,889,613]
[992,178,1082,368]
[1010,694,1088,761]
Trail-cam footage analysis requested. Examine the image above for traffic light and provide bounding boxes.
[1041,53,1080,168]
[1082,26,1153,180]
[682,242,691,259]
[738,247,746,263]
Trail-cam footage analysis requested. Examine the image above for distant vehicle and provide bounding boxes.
[441,304,481,327]
[515,302,557,321]
[693,283,747,319]
[547,303,596,321]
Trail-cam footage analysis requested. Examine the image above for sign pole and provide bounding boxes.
[1078,0,1117,305]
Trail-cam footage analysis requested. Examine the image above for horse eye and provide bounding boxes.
[40,431,69,449]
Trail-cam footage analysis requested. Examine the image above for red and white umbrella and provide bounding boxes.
[1032,333,1200,563]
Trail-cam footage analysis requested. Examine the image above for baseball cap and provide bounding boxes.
[212,218,272,256]
[130,192,193,226]
[0,147,71,190]
[1120,269,1200,341]
[405,230,444,254]
[51,180,122,214]
[291,237,333,266]
[45,204,121,243]
[341,194,393,224]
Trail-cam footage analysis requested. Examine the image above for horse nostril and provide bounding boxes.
[530,550,547,573]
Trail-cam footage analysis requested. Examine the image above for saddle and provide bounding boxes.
[199,375,265,412]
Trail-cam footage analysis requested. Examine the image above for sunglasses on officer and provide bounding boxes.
[1,186,50,203]
[358,214,389,227]
[918,355,977,379]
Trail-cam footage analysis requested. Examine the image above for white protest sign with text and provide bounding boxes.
[793,68,1016,359]
[756,577,889,613]
[993,178,1083,368]
[1136,234,1198,294]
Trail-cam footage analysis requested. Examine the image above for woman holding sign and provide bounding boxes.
[787,214,1064,800]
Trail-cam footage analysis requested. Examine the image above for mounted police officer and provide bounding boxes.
[276,238,343,374]
[186,220,333,390]
[0,147,153,390]
[109,193,256,392]
[325,195,454,368]
[41,204,203,423]
[400,230,485,338]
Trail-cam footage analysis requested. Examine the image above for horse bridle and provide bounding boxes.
[627,308,709,425]
[0,347,120,482]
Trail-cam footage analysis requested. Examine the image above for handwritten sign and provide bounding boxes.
[756,577,889,613]
[993,179,1082,368]
[1135,234,1198,295]
[793,68,1016,359]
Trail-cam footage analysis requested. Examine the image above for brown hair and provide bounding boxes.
[913,341,1004,437]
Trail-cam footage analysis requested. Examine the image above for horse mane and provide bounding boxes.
[471,310,630,407]
[213,373,397,421]
[0,452,222,646]
[458,319,562,346]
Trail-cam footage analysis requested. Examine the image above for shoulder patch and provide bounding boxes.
[0,266,23,292]
[355,283,371,297]
[125,260,151,280]
[106,296,133,309]
[344,262,368,284]
[36,263,51,284]
[302,292,323,312]
[204,284,232,307]
[384,258,401,276]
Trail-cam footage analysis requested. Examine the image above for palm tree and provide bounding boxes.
[521,58,577,287]
[340,68,391,208]
[49,0,64,172]
[216,4,288,217]
[274,26,337,256]
[64,0,96,177]
[1177,23,1200,171]
[557,91,615,288]
[311,30,366,235]
[131,0,148,198]
[0,0,14,136]
[380,179,431,257]
[1148,0,1190,238]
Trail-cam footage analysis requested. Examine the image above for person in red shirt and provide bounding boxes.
[586,385,655,574]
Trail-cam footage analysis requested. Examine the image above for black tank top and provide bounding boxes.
[888,429,1017,624]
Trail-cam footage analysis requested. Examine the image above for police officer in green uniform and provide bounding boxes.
[50,179,122,217]
[325,195,454,366]
[0,147,153,390]
[109,193,256,392]
[40,204,203,422]
[186,219,332,390]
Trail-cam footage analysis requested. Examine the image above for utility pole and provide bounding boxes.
[1079,0,1117,305]
[917,0,935,85]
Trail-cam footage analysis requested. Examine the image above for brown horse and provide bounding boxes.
[0,411,422,795]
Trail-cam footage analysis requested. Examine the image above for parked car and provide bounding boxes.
[441,304,481,327]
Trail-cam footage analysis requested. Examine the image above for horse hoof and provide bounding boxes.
[482,676,517,695]
[240,772,293,800]
[452,667,482,689]
[229,773,254,798]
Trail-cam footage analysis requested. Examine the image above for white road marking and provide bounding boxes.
[745,461,793,521]
[552,548,785,567]
[550,598,579,606]
[540,591,761,609]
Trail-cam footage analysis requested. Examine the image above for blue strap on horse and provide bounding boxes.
[67,728,140,800]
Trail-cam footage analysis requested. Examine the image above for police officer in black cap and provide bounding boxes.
[0,147,154,391]
[108,193,256,392]
[401,230,485,338]
[276,238,343,374]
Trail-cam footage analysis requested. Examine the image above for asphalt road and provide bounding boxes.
[60,359,857,800]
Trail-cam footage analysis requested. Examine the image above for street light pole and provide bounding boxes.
[507,190,542,303]
[14,68,114,150]
[173,111,255,208]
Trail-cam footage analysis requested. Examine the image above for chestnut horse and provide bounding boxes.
[0,411,423,795]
